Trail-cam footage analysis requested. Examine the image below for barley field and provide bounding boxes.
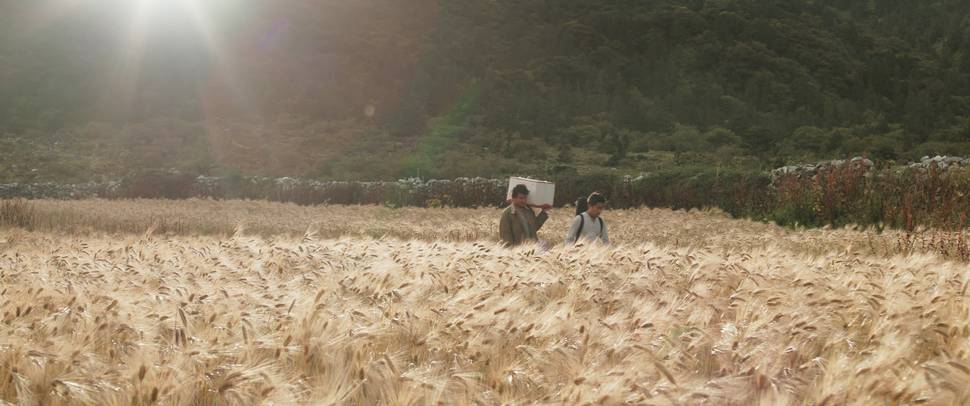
[2,200,970,404]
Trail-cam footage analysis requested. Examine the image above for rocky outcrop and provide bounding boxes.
[771,157,874,181]
[907,155,970,171]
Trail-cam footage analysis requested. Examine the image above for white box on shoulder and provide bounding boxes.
[507,177,555,206]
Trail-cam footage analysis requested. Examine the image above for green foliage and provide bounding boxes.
[401,85,481,178]
[5,1,970,181]
[767,166,970,231]
[704,127,741,149]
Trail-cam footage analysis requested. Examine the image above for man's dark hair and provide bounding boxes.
[511,184,530,198]
[587,192,606,206]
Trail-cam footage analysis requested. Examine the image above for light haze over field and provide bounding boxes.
[2,1,969,181]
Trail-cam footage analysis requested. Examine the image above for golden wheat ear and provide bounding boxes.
[142,221,158,240]
[232,224,246,238]
[302,226,318,242]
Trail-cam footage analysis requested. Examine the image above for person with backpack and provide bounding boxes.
[565,192,609,245]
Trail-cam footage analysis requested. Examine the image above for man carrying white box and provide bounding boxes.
[505,177,555,207]
[499,183,552,247]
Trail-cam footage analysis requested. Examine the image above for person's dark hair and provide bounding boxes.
[587,192,606,206]
[511,184,530,198]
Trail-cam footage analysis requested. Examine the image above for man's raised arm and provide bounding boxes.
[534,204,551,230]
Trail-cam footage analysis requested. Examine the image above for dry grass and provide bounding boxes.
[2,198,968,260]
[0,200,34,230]
[2,200,970,404]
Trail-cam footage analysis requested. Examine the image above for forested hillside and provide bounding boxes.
[3,0,970,181]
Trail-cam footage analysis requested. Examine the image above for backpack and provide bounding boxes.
[574,196,588,216]
[573,213,604,243]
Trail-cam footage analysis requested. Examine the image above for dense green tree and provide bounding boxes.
[5,0,970,182]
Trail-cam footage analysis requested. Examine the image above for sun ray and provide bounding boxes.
[180,0,258,117]
[100,0,153,120]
